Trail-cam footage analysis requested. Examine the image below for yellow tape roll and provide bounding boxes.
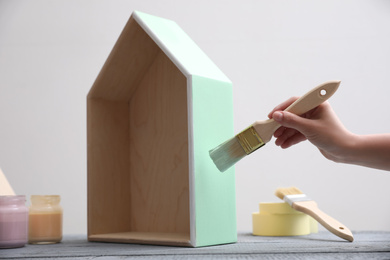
[252,202,318,236]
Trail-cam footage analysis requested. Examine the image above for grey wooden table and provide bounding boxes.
[1,231,390,259]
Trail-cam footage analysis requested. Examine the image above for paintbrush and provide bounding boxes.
[275,186,354,242]
[209,80,340,172]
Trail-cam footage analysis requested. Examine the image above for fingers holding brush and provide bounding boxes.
[268,96,316,148]
[273,125,307,149]
[268,96,372,168]
[267,96,300,119]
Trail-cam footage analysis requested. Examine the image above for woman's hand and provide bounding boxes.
[268,97,390,171]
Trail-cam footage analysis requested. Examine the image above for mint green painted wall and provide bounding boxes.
[191,75,236,247]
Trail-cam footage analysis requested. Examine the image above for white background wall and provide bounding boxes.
[1,0,390,235]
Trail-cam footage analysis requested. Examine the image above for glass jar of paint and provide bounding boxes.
[0,195,29,248]
[28,195,63,244]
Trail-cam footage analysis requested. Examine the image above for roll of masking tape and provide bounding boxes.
[252,202,318,236]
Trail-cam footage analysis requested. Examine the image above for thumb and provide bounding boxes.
[272,111,313,135]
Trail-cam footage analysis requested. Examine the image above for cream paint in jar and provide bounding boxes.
[28,195,63,244]
[0,195,28,248]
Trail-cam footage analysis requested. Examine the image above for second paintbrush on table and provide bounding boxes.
[275,186,354,242]
[209,80,341,172]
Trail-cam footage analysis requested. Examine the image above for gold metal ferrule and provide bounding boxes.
[236,126,265,155]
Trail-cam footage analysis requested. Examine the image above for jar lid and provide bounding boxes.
[31,195,60,204]
[0,195,26,204]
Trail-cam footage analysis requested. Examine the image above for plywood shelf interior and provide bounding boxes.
[87,11,236,247]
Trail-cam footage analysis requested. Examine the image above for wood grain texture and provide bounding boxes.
[2,232,389,259]
[87,16,190,245]
[89,232,191,247]
[128,50,190,235]
[87,100,132,235]
[87,17,160,101]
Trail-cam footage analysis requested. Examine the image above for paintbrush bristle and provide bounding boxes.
[210,126,266,172]
[209,136,247,172]
[275,187,303,200]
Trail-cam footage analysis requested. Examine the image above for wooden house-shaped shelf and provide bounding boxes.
[87,11,236,247]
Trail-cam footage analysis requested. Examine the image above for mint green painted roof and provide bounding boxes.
[133,11,231,83]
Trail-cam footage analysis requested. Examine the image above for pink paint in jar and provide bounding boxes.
[0,195,28,248]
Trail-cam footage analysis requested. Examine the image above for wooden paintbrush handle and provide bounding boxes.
[284,80,340,115]
[293,201,354,242]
